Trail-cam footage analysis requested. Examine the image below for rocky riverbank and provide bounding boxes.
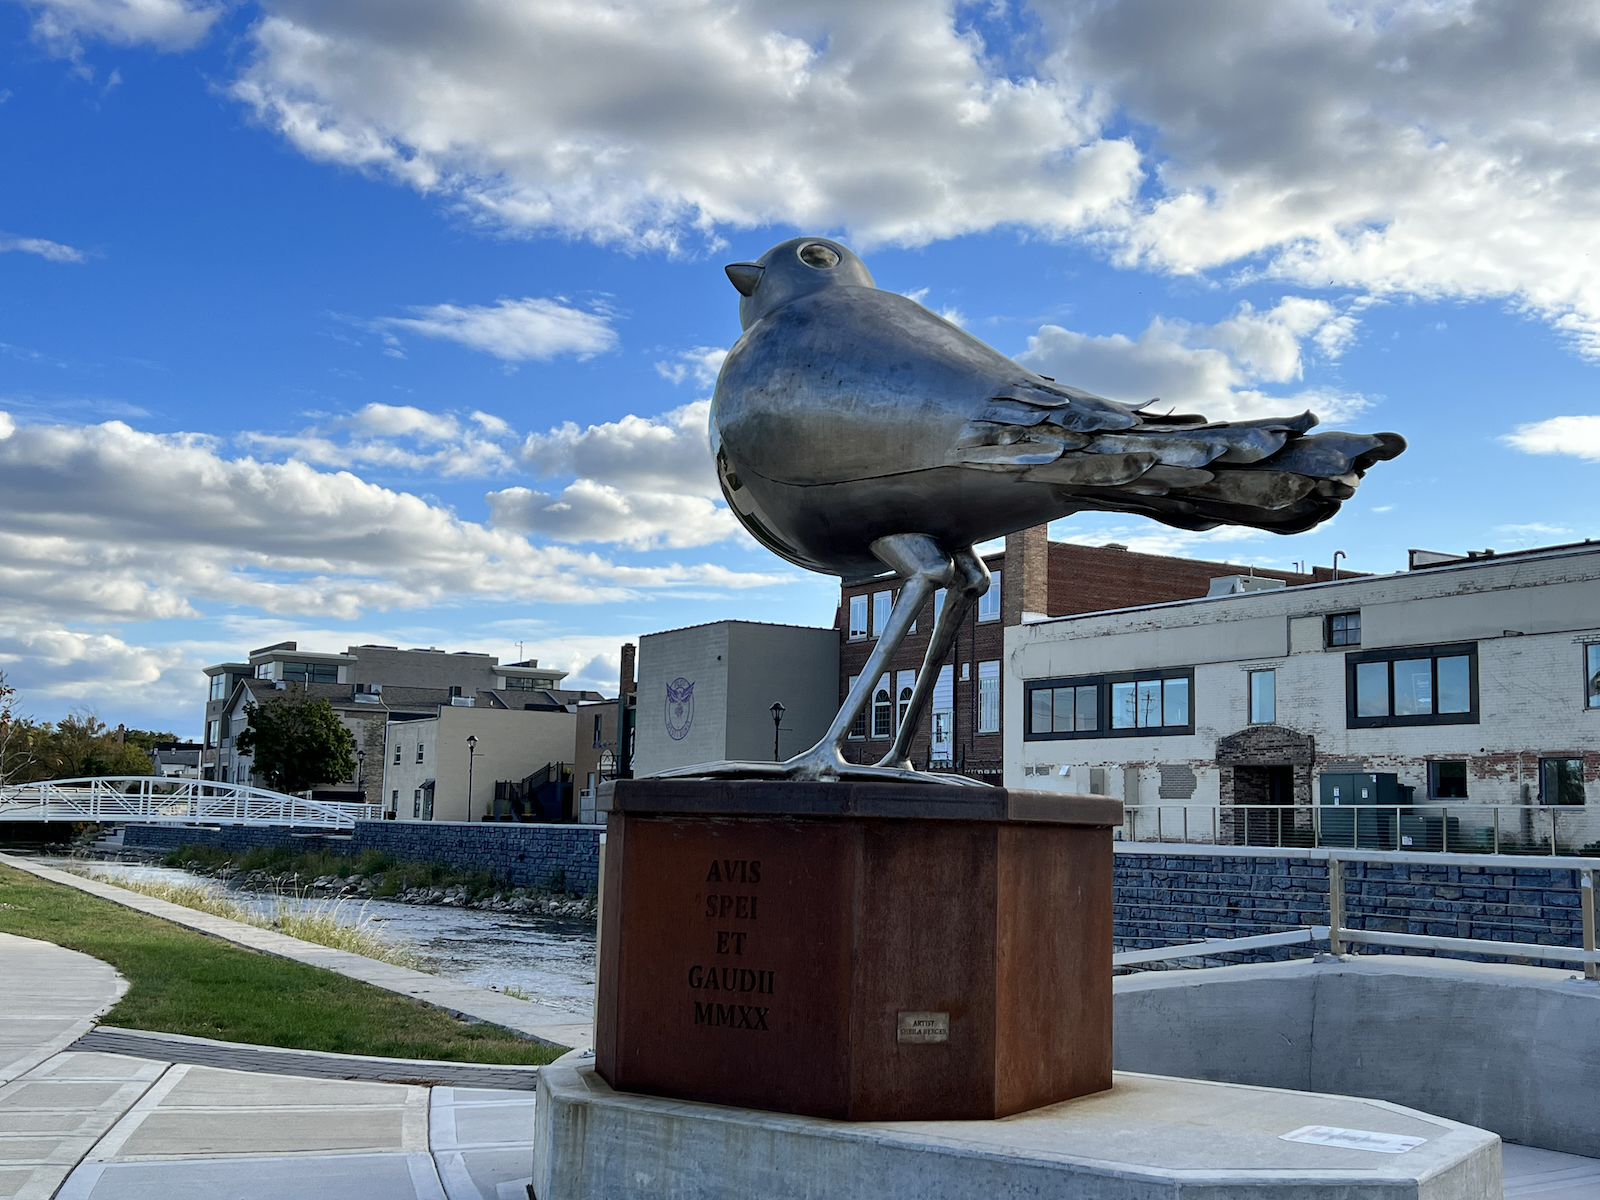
[154,851,597,919]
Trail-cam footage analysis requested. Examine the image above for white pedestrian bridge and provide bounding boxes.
[0,777,379,830]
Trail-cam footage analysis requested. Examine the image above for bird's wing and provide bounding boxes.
[945,379,1404,536]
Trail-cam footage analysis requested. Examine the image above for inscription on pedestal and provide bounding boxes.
[692,858,774,1032]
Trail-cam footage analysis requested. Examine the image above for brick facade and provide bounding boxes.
[838,531,1333,777]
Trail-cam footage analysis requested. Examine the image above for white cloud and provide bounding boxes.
[492,400,736,548]
[228,0,1137,252]
[1492,522,1572,549]
[1017,297,1367,424]
[655,346,727,389]
[1504,415,1600,462]
[0,234,85,263]
[25,0,220,55]
[378,297,617,362]
[244,403,518,477]
[0,410,781,628]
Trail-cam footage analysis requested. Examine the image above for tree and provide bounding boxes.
[0,671,38,786]
[235,692,356,794]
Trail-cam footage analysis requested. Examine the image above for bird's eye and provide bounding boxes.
[798,243,840,269]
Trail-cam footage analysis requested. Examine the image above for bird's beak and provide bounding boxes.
[725,262,764,296]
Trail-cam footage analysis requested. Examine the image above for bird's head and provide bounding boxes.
[725,237,875,329]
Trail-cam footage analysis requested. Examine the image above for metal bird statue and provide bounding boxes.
[658,237,1405,786]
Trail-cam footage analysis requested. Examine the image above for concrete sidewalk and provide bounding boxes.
[0,933,537,1199]
[0,854,591,1051]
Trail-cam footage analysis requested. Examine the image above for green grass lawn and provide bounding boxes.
[0,863,564,1065]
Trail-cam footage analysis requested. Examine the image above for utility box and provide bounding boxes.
[1318,772,1404,849]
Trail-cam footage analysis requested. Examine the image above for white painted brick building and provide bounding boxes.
[1004,542,1600,851]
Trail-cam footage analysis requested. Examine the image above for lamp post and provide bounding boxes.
[1332,550,1347,580]
[466,734,479,822]
[355,748,364,798]
[770,701,785,762]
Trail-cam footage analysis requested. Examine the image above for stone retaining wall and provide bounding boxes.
[1114,848,1590,966]
[122,820,603,895]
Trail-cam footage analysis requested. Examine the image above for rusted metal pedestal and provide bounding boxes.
[594,779,1121,1122]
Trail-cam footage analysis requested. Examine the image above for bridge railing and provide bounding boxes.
[0,777,380,829]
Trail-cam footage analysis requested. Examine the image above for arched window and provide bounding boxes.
[872,685,892,739]
[898,685,913,727]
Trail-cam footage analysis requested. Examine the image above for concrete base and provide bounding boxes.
[531,1060,1500,1200]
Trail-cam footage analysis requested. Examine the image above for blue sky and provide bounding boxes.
[2,0,1598,734]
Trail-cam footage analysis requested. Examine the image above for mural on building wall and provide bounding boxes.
[666,677,695,741]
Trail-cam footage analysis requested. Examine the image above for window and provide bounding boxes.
[847,675,866,739]
[209,674,227,701]
[592,715,604,748]
[413,788,422,818]
[871,591,892,638]
[448,685,463,698]
[1024,668,1195,740]
[1248,670,1276,724]
[1430,760,1468,799]
[416,744,425,764]
[282,661,338,683]
[1587,644,1600,708]
[504,676,539,690]
[206,720,220,746]
[1346,643,1477,728]
[848,594,869,640]
[1541,758,1586,806]
[393,743,401,765]
[977,661,1000,733]
[255,663,273,679]
[1029,684,1098,734]
[390,789,399,812]
[1327,611,1361,647]
[896,670,915,729]
[872,678,892,738]
[977,571,1001,623]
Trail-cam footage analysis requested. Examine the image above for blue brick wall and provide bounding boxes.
[123,820,602,895]
[1114,851,1589,966]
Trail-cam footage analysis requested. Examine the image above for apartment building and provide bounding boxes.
[202,641,589,803]
[1005,541,1600,850]
[840,526,1344,780]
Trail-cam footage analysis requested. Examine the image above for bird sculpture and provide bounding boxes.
[658,236,1405,786]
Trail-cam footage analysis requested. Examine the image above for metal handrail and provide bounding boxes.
[0,777,379,829]
[1120,801,1600,856]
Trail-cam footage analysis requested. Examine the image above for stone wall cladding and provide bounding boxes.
[123,820,602,895]
[1114,850,1590,970]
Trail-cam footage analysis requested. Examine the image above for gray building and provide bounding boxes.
[633,621,840,776]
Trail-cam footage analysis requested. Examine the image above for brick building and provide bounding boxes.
[839,526,1344,779]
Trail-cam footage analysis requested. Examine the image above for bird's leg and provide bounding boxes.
[875,547,989,773]
[780,534,954,782]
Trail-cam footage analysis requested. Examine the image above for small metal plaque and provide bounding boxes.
[896,1011,949,1044]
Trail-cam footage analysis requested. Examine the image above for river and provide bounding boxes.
[59,860,597,1016]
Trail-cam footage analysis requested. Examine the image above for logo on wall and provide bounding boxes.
[665,677,695,741]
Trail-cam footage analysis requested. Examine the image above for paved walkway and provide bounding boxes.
[0,934,538,1199]
[0,854,591,1051]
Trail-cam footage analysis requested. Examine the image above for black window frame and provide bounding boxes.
[1344,641,1479,728]
[1428,759,1469,799]
[1586,642,1600,710]
[1023,667,1196,741]
[1326,611,1361,647]
[1539,757,1587,806]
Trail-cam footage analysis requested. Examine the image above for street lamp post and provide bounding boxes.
[769,702,785,762]
[466,734,479,822]
[355,748,364,799]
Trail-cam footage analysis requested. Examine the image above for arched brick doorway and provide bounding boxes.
[1216,725,1315,846]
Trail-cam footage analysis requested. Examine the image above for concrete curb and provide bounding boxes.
[0,854,593,1050]
[69,1027,540,1090]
